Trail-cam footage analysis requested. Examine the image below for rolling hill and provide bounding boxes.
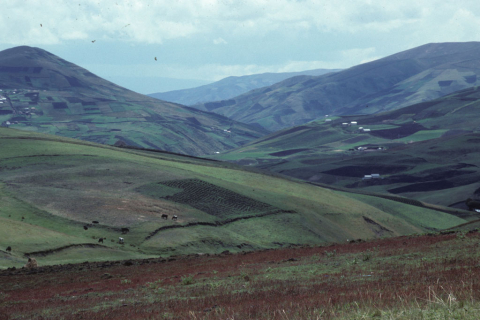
[0,128,471,268]
[148,68,340,106]
[215,85,480,208]
[0,46,268,156]
[194,42,480,131]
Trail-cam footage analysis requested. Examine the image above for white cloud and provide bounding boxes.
[213,37,227,45]
[2,0,480,46]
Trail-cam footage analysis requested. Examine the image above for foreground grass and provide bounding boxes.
[1,231,479,319]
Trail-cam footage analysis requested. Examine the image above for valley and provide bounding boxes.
[216,85,480,208]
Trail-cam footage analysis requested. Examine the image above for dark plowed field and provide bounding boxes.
[269,148,309,157]
[158,179,276,218]
[369,123,427,139]
[388,180,455,194]
[322,165,410,177]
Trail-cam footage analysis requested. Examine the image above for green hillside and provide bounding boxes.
[0,46,268,156]
[195,42,480,131]
[216,86,480,208]
[0,128,469,268]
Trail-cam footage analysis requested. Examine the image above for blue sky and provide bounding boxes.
[2,0,480,94]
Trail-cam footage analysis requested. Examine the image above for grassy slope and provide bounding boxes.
[216,86,480,207]
[0,128,467,268]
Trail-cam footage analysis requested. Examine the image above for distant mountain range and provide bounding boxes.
[193,42,480,132]
[216,85,480,208]
[148,69,340,106]
[0,46,268,156]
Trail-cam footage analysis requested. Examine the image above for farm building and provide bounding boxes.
[351,121,357,125]
[325,119,332,122]
[342,123,349,126]
[363,175,372,180]
[363,129,371,132]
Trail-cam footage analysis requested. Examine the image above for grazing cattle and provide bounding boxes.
[21,216,25,220]
[98,238,104,243]
[118,237,124,244]
[83,225,88,230]
[121,227,129,234]
[172,215,178,221]
[161,214,168,220]
[92,221,99,224]
[6,246,11,252]
[24,257,38,269]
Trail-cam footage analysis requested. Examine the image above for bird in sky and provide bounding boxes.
[92,40,96,43]
[40,24,42,27]
[154,57,157,61]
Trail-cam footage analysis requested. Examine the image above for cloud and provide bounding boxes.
[213,37,227,45]
[2,0,480,46]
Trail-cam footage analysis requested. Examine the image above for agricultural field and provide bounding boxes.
[1,231,480,319]
[215,86,480,207]
[0,127,472,269]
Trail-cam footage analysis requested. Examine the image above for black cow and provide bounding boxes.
[98,238,104,243]
[83,225,88,230]
[92,221,99,224]
[161,214,168,220]
[466,198,480,211]
[121,228,129,234]
[172,215,178,221]
[6,246,11,252]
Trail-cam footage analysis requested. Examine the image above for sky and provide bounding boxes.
[1,0,480,94]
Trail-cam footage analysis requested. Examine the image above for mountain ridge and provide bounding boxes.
[194,42,480,131]
[148,68,340,106]
[0,46,268,156]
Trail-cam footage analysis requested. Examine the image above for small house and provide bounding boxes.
[363,175,372,180]
[371,174,380,179]
[342,123,349,126]
[363,129,371,132]
[358,127,363,130]
[351,121,357,125]
[325,119,332,122]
